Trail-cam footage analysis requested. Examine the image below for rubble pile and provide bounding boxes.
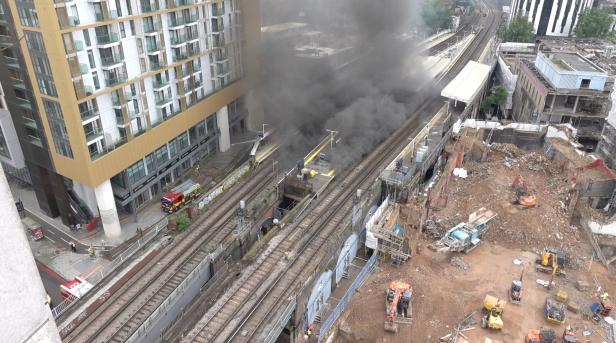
[432,142,593,266]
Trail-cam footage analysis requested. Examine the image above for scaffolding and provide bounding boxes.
[370,204,412,265]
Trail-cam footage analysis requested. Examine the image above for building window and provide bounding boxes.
[16,1,39,28]
[179,132,189,150]
[154,145,169,166]
[93,72,100,89]
[168,138,177,157]
[42,100,73,158]
[84,29,91,46]
[120,22,126,38]
[145,153,155,174]
[581,79,591,89]
[24,31,57,97]
[127,160,146,184]
[88,50,96,68]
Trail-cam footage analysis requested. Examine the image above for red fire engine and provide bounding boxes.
[60,277,93,300]
[161,180,201,213]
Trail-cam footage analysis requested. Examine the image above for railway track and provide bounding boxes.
[64,165,275,343]
[184,4,501,343]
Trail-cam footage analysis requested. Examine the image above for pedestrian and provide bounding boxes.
[101,239,106,247]
[69,241,76,253]
[87,244,94,258]
[138,227,142,237]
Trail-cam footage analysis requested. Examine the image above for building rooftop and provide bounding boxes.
[549,52,601,73]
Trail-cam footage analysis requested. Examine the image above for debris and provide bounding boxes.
[536,279,551,287]
[453,168,468,178]
[513,258,523,265]
[450,256,470,270]
[576,279,590,292]
[567,301,580,313]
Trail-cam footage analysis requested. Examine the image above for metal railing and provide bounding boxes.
[318,253,377,341]
[50,218,168,319]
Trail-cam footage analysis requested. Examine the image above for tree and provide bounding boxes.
[481,85,508,116]
[575,8,614,39]
[499,15,534,43]
[421,0,452,33]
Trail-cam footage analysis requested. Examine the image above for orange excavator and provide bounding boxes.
[512,176,538,207]
[384,281,412,333]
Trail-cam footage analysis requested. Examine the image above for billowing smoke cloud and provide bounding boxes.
[252,0,430,171]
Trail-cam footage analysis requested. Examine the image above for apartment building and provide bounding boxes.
[511,50,612,149]
[0,81,26,180]
[509,0,594,37]
[0,0,259,238]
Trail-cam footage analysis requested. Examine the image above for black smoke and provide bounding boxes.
[251,0,431,171]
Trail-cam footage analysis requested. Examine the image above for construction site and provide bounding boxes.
[333,122,616,343]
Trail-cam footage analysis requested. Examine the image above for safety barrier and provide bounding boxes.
[318,253,378,341]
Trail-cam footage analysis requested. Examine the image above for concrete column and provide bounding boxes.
[573,96,580,113]
[73,181,99,216]
[0,164,61,342]
[94,180,122,239]
[216,105,231,152]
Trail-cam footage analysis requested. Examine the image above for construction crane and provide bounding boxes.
[384,281,412,333]
[512,175,538,207]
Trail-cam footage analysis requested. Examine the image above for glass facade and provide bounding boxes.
[42,100,73,158]
[24,31,57,97]
[16,0,39,28]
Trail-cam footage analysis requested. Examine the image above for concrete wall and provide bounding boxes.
[0,164,60,342]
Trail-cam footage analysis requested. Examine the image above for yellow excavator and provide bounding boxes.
[536,248,566,289]
[482,295,506,330]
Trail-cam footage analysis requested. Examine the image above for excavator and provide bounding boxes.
[512,175,538,207]
[384,281,412,333]
[536,248,566,290]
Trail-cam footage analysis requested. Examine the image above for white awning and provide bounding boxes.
[441,61,491,104]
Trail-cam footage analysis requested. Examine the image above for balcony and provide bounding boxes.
[66,40,85,54]
[0,13,7,23]
[95,10,119,22]
[170,33,187,46]
[149,59,166,71]
[186,30,199,42]
[15,97,32,110]
[96,32,120,46]
[143,22,161,34]
[67,16,80,27]
[184,14,198,25]
[172,51,188,62]
[212,37,226,48]
[212,7,225,17]
[155,94,173,106]
[146,41,164,53]
[141,1,160,13]
[100,54,124,69]
[5,56,19,68]
[166,0,195,8]
[85,128,104,143]
[112,92,136,107]
[80,109,100,122]
[0,35,12,48]
[23,117,37,130]
[105,72,127,87]
[168,17,185,28]
[11,77,26,90]
[152,78,170,89]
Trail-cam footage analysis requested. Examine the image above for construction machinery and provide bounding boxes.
[562,326,577,343]
[384,280,412,333]
[161,180,201,213]
[525,328,556,343]
[545,298,566,324]
[512,175,538,207]
[481,295,505,330]
[429,208,496,253]
[536,248,566,290]
[590,293,613,317]
[509,269,524,304]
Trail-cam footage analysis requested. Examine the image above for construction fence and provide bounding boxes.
[318,252,378,341]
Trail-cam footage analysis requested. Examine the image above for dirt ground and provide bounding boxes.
[335,136,616,343]
[338,243,615,343]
